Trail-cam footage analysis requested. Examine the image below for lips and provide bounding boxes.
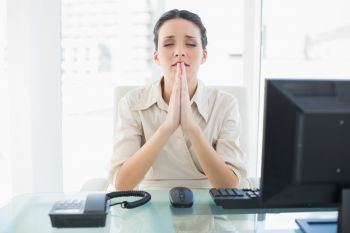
[171,61,190,67]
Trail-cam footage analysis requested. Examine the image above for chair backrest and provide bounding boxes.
[113,85,247,155]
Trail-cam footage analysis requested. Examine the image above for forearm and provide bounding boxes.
[115,124,172,190]
[187,126,239,188]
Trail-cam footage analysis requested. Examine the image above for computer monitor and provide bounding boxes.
[260,79,350,233]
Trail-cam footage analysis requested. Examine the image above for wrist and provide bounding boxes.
[159,123,175,138]
[186,123,201,139]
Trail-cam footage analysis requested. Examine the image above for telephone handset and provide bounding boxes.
[49,191,151,228]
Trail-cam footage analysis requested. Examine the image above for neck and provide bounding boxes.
[162,76,197,104]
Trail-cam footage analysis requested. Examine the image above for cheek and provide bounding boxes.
[157,50,172,63]
[189,50,203,62]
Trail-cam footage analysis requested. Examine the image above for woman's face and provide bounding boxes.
[154,18,207,84]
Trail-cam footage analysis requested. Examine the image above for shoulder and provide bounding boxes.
[119,83,156,111]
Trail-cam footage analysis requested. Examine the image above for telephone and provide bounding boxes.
[49,191,151,228]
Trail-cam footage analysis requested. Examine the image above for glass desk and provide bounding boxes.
[0,189,337,233]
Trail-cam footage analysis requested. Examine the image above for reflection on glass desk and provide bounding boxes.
[0,189,337,233]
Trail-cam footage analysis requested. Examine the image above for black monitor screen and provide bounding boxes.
[260,79,350,208]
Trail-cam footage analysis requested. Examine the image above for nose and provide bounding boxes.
[174,48,186,57]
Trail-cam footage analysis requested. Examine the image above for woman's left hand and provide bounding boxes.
[179,62,199,135]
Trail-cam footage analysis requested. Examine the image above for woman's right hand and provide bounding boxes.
[161,63,181,135]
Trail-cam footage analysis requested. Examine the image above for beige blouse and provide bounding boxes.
[108,78,248,190]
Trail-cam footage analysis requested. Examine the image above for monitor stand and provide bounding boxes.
[295,189,349,233]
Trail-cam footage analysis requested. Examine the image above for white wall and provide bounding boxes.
[7,0,63,194]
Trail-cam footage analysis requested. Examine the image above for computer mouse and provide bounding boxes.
[169,187,193,208]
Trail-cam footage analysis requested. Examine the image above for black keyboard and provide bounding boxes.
[209,188,262,209]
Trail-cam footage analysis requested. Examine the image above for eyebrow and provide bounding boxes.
[163,35,197,39]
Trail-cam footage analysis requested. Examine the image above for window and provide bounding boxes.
[61,0,154,191]
[261,0,350,79]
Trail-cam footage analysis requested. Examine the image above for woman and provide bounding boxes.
[108,9,247,190]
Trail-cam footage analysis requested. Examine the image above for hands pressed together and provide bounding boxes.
[162,62,199,136]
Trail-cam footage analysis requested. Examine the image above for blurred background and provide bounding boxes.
[1,0,350,205]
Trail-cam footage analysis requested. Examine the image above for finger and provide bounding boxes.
[181,61,187,82]
[174,64,181,125]
[177,62,182,79]
[171,63,181,105]
[171,63,180,97]
[181,62,189,100]
[174,63,181,91]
